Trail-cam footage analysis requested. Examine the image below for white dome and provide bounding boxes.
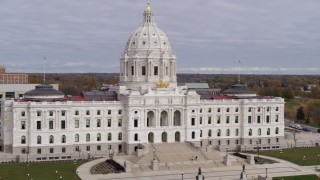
[123,4,173,54]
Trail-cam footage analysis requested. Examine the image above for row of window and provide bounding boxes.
[20,109,123,117]
[191,127,280,139]
[193,106,280,114]
[21,133,124,145]
[20,118,123,130]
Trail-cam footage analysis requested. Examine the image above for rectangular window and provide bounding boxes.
[61,120,66,129]
[97,110,101,115]
[248,107,252,112]
[235,108,239,112]
[208,108,211,113]
[226,108,230,113]
[266,115,270,123]
[75,110,79,115]
[154,66,158,75]
[97,119,101,127]
[37,111,41,116]
[97,145,101,151]
[118,110,122,115]
[21,121,26,129]
[217,108,221,113]
[258,107,261,112]
[108,110,111,115]
[37,121,41,130]
[235,116,239,123]
[49,121,53,129]
[37,148,41,154]
[142,66,146,76]
[134,119,138,127]
[62,147,66,153]
[217,116,221,124]
[86,146,90,151]
[86,110,90,115]
[276,107,279,111]
[49,148,54,154]
[208,116,212,124]
[86,119,90,128]
[75,120,79,128]
[275,115,279,122]
[107,119,111,127]
[21,111,25,117]
[257,116,261,123]
[199,117,202,124]
[248,116,252,124]
[226,116,230,124]
[131,66,134,76]
[49,111,53,116]
[61,111,66,116]
[191,118,195,126]
[118,119,122,127]
[75,146,80,151]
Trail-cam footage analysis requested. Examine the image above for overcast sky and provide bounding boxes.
[0,0,320,74]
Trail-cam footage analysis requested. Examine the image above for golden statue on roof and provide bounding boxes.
[156,79,169,88]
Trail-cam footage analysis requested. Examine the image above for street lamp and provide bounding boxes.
[303,155,306,166]
[55,171,58,180]
[256,141,260,163]
[181,172,184,180]
[317,154,319,170]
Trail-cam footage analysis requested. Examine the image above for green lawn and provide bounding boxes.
[250,147,320,166]
[273,174,319,180]
[0,160,87,180]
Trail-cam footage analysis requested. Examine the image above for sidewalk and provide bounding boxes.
[77,154,319,180]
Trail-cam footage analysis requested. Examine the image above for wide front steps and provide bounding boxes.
[90,159,125,174]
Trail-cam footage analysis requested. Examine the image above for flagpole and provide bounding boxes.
[44,56,46,84]
[238,60,241,84]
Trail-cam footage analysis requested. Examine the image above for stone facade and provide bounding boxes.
[0,4,284,161]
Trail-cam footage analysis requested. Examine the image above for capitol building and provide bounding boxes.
[0,4,284,161]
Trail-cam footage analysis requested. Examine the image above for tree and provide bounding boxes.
[282,88,294,100]
[296,106,305,121]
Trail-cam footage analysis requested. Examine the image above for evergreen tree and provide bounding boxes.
[296,106,305,121]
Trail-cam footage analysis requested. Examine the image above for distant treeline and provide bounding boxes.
[28,73,320,100]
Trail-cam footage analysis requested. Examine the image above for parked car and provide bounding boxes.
[302,127,311,132]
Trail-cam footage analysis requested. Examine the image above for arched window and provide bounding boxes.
[235,129,239,136]
[217,129,221,137]
[97,133,101,141]
[75,134,79,142]
[61,135,66,143]
[49,135,54,144]
[86,133,90,142]
[248,129,252,136]
[258,128,261,136]
[21,136,26,144]
[275,127,279,134]
[226,129,230,136]
[134,133,138,141]
[267,128,270,135]
[208,129,212,137]
[118,132,122,140]
[108,133,112,141]
[37,136,41,144]
[191,131,195,139]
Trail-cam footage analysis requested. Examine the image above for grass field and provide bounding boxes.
[249,147,320,166]
[0,160,88,180]
[273,174,319,180]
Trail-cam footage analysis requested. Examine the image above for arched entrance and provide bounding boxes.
[160,111,168,126]
[173,110,181,126]
[175,131,180,142]
[161,132,167,142]
[147,111,155,127]
[148,132,154,143]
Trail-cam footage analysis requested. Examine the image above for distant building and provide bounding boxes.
[0,65,28,84]
[0,84,59,99]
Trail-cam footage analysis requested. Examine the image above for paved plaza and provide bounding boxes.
[77,140,320,180]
